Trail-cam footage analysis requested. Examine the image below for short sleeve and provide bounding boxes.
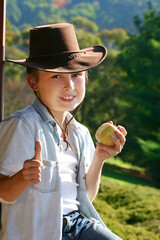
[77,125,95,170]
[84,128,95,166]
[0,116,35,176]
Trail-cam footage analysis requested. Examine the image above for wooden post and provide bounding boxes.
[0,0,6,122]
[0,0,6,230]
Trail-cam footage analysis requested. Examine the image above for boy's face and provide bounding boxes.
[27,70,86,114]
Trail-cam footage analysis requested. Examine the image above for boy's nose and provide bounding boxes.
[63,75,74,91]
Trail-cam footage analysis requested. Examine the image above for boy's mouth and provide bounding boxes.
[60,96,76,102]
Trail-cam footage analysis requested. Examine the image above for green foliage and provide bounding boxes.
[6,0,160,33]
[94,177,160,240]
[71,17,99,32]
[69,2,96,20]
[4,76,34,117]
[136,138,160,183]
[76,29,102,49]
[101,162,154,187]
[68,0,160,33]
[6,0,68,29]
[116,4,160,183]
[6,0,21,23]
[99,28,129,48]
[106,157,145,171]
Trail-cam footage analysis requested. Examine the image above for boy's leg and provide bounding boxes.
[62,211,122,240]
[78,220,123,240]
[62,235,71,240]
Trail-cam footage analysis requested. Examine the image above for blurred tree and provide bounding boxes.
[5,22,34,116]
[99,28,129,49]
[21,28,30,52]
[117,3,160,184]
[75,28,102,48]
[4,75,34,117]
[68,0,160,32]
[6,0,21,23]
[71,16,99,32]
[54,0,67,8]
[6,0,160,33]
[69,2,96,20]
[6,19,21,47]
[12,0,68,28]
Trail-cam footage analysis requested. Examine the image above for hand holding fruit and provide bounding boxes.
[95,121,127,161]
[95,122,119,147]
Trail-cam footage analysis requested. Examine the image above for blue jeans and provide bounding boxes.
[62,211,123,240]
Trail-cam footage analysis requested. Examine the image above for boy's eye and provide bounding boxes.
[52,75,60,78]
[73,74,79,77]
[73,73,82,77]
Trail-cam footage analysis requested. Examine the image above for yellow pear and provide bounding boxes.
[95,122,118,147]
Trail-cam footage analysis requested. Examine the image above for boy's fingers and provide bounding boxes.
[114,130,126,147]
[23,159,41,168]
[33,140,43,163]
[117,125,127,137]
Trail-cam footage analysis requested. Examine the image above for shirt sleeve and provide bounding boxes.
[0,116,35,176]
[85,128,95,166]
[77,125,95,171]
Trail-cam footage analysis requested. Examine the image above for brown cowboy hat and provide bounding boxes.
[7,23,107,73]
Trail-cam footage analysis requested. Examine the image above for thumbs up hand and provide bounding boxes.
[22,140,44,185]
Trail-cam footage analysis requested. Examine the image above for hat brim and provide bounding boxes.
[6,46,107,73]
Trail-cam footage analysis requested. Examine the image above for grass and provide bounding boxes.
[93,161,160,240]
[106,157,145,171]
[102,161,155,187]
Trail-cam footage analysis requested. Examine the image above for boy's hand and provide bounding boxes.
[22,140,44,185]
[95,123,127,162]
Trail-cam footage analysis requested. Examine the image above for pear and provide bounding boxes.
[95,122,118,147]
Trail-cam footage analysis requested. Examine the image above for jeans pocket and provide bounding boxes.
[31,160,59,193]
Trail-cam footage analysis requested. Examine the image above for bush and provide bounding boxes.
[94,178,160,240]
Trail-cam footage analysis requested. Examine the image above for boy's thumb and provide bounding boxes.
[33,140,42,161]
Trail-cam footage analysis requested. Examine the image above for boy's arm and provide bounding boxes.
[0,172,30,203]
[85,154,104,203]
[0,140,43,203]
[86,125,127,202]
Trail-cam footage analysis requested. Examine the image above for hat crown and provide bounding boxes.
[7,22,107,73]
[29,23,80,58]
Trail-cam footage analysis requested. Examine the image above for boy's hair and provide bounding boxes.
[26,67,39,82]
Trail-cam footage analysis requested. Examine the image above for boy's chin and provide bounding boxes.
[66,107,77,112]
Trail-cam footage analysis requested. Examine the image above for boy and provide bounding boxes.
[0,23,127,240]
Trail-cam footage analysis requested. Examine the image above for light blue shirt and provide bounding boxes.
[0,97,106,240]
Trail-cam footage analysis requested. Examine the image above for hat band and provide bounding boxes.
[26,51,86,61]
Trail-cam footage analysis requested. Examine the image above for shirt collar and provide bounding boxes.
[32,97,54,123]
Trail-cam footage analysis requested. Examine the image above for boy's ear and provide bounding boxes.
[27,74,38,91]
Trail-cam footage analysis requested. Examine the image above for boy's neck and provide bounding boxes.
[48,109,69,139]
[49,109,67,128]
